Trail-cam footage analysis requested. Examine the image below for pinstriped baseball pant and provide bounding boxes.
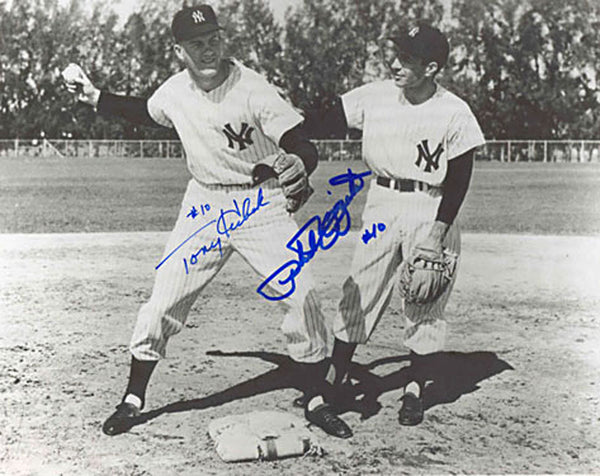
[130,178,330,363]
[333,179,460,355]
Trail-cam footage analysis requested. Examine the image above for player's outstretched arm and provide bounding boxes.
[61,63,163,128]
[96,92,162,127]
[302,97,349,140]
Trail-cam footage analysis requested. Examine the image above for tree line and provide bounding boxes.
[1,0,599,140]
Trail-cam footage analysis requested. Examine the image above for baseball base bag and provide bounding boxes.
[208,410,324,462]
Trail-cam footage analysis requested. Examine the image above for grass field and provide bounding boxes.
[1,157,599,235]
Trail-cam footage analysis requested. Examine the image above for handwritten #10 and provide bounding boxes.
[362,222,386,244]
[187,203,211,219]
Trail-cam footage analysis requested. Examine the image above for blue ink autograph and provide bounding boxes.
[155,188,269,273]
[187,206,199,219]
[187,203,211,219]
[362,222,386,244]
[257,168,372,301]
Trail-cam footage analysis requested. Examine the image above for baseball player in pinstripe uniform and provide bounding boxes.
[303,24,485,429]
[63,5,351,439]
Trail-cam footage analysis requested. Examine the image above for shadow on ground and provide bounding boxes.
[134,350,513,429]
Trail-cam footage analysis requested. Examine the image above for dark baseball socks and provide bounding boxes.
[301,338,357,411]
[326,338,357,387]
[123,356,157,410]
[122,341,362,412]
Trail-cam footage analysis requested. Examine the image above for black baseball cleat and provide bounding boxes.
[305,403,353,439]
[102,402,141,436]
[398,392,424,426]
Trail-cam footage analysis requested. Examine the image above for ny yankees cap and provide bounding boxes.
[171,5,221,42]
[391,24,450,69]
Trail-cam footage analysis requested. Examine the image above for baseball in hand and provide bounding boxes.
[61,63,99,105]
[61,63,85,83]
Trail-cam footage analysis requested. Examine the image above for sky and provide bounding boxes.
[95,0,298,24]
[52,0,452,26]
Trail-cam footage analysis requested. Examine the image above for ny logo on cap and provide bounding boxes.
[409,27,420,37]
[192,10,206,23]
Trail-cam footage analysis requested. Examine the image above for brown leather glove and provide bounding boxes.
[398,245,458,305]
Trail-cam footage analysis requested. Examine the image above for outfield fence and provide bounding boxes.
[1,138,600,162]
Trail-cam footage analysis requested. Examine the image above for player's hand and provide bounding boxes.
[272,153,313,213]
[61,63,101,107]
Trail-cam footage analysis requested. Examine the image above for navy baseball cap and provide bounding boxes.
[391,24,450,69]
[171,5,221,42]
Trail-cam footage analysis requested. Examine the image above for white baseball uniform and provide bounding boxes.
[129,59,329,363]
[334,80,485,354]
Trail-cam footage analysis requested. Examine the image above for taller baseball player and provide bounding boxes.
[63,5,351,439]
[302,24,485,428]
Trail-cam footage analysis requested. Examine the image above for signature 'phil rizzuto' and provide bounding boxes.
[258,168,372,301]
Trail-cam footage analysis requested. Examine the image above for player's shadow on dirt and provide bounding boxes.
[137,349,512,427]
[137,350,306,425]
[345,351,514,419]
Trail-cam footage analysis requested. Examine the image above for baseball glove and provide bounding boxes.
[398,245,458,305]
[272,153,314,213]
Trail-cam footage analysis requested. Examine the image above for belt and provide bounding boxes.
[196,178,278,191]
[376,176,431,192]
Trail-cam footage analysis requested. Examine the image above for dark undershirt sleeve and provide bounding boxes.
[279,124,318,176]
[436,150,475,225]
[96,91,163,128]
[301,97,349,139]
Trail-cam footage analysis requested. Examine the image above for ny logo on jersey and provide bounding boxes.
[415,139,444,172]
[223,122,255,151]
[192,10,206,23]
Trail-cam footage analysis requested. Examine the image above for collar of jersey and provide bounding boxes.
[394,80,446,107]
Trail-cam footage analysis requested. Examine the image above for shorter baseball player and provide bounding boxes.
[63,5,351,439]
[303,24,485,427]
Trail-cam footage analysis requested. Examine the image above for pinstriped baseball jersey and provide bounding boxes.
[334,181,460,351]
[333,81,484,355]
[131,181,330,363]
[342,80,485,185]
[128,60,330,365]
[147,59,303,185]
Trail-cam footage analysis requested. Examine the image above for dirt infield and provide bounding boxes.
[1,231,599,475]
